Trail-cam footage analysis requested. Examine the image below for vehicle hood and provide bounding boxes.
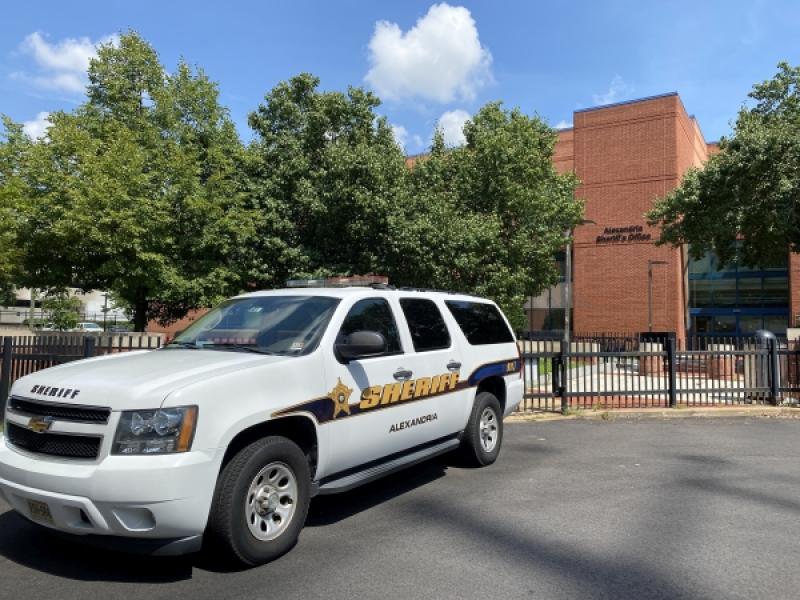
[11,349,287,410]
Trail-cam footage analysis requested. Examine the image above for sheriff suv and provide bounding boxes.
[0,286,523,566]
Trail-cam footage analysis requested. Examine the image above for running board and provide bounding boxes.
[314,438,460,496]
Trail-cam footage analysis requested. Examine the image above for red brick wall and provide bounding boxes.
[553,129,574,174]
[561,94,712,340]
[790,255,800,328]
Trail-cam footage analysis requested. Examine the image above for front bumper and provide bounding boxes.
[0,435,221,545]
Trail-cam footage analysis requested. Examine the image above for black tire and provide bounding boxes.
[205,436,311,566]
[460,391,503,467]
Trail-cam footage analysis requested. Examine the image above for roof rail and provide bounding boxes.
[396,286,480,297]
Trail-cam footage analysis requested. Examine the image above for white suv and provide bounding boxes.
[0,287,522,566]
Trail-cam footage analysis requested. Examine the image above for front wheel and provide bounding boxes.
[460,391,503,467]
[205,436,311,566]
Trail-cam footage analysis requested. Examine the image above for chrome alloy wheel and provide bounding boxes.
[245,461,298,541]
[479,407,499,452]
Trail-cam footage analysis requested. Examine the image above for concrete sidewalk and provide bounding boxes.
[509,405,800,421]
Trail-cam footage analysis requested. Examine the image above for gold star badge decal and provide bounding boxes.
[329,378,354,418]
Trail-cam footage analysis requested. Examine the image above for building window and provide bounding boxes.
[687,245,788,336]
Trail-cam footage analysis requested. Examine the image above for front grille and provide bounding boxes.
[6,422,102,460]
[8,397,110,424]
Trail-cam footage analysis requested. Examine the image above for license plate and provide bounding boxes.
[27,499,54,525]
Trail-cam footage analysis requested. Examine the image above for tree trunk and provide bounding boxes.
[133,291,148,332]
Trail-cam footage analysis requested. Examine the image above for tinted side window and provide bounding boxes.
[338,298,402,354]
[400,298,451,352]
[444,301,515,345]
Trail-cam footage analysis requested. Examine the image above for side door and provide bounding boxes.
[322,296,431,476]
[393,295,470,438]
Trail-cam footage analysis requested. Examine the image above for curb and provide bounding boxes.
[507,406,800,422]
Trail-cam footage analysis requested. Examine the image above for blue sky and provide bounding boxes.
[2,0,799,152]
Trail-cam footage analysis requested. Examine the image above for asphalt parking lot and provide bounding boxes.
[1,418,799,600]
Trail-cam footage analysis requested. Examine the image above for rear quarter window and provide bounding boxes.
[444,300,515,345]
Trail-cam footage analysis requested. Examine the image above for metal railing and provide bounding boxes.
[519,335,797,413]
[0,334,163,421]
[0,309,130,327]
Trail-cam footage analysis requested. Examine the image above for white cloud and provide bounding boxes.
[22,32,97,73]
[365,3,492,103]
[22,111,51,139]
[391,124,409,148]
[15,31,116,94]
[11,70,84,93]
[438,109,470,146]
[554,120,572,129]
[592,75,633,106]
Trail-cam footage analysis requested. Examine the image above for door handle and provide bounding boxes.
[393,368,413,381]
[447,361,462,372]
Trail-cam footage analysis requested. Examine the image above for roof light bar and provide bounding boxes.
[285,275,390,288]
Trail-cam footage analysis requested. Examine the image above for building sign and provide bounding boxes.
[595,225,652,244]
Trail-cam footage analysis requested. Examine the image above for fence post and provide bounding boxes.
[666,337,677,408]
[83,335,97,359]
[1,337,12,421]
[559,340,569,415]
[768,338,779,405]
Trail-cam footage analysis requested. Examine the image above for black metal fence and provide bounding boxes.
[0,309,130,327]
[519,335,800,413]
[0,334,163,420]
[4,332,798,421]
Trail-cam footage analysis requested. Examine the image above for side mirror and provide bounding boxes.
[336,330,387,362]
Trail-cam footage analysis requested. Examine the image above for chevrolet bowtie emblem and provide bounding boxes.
[27,416,54,434]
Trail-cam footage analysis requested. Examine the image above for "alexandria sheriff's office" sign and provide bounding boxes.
[595,225,652,244]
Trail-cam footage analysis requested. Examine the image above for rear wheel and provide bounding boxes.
[460,391,503,466]
[206,436,310,566]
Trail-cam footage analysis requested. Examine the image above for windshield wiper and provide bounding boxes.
[209,343,279,355]
[164,341,200,350]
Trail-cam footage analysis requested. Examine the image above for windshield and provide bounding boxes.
[170,295,340,356]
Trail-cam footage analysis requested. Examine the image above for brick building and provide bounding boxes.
[529,92,794,340]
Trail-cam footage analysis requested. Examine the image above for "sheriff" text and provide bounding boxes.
[359,372,460,410]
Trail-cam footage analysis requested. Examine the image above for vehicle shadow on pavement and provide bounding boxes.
[305,441,561,528]
[0,510,194,583]
[0,458,452,580]
[306,457,449,527]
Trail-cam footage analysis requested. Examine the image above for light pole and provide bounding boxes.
[102,293,109,332]
[563,219,596,342]
[647,260,668,332]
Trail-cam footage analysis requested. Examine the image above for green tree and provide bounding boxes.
[13,32,255,330]
[391,104,582,328]
[0,117,30,304]
[647,62,800,267]
[246,74,408,285]
[41,290,82,331]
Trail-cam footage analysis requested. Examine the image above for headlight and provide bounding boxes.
[112,406,198,455]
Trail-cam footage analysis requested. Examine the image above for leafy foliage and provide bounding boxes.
[392,104,582,327]
[41,290,82,331]
[10,32,256,330]
[0,118,30,304]
[246,73,408,285]
[647,62,800,267]
[247,81,581,328]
